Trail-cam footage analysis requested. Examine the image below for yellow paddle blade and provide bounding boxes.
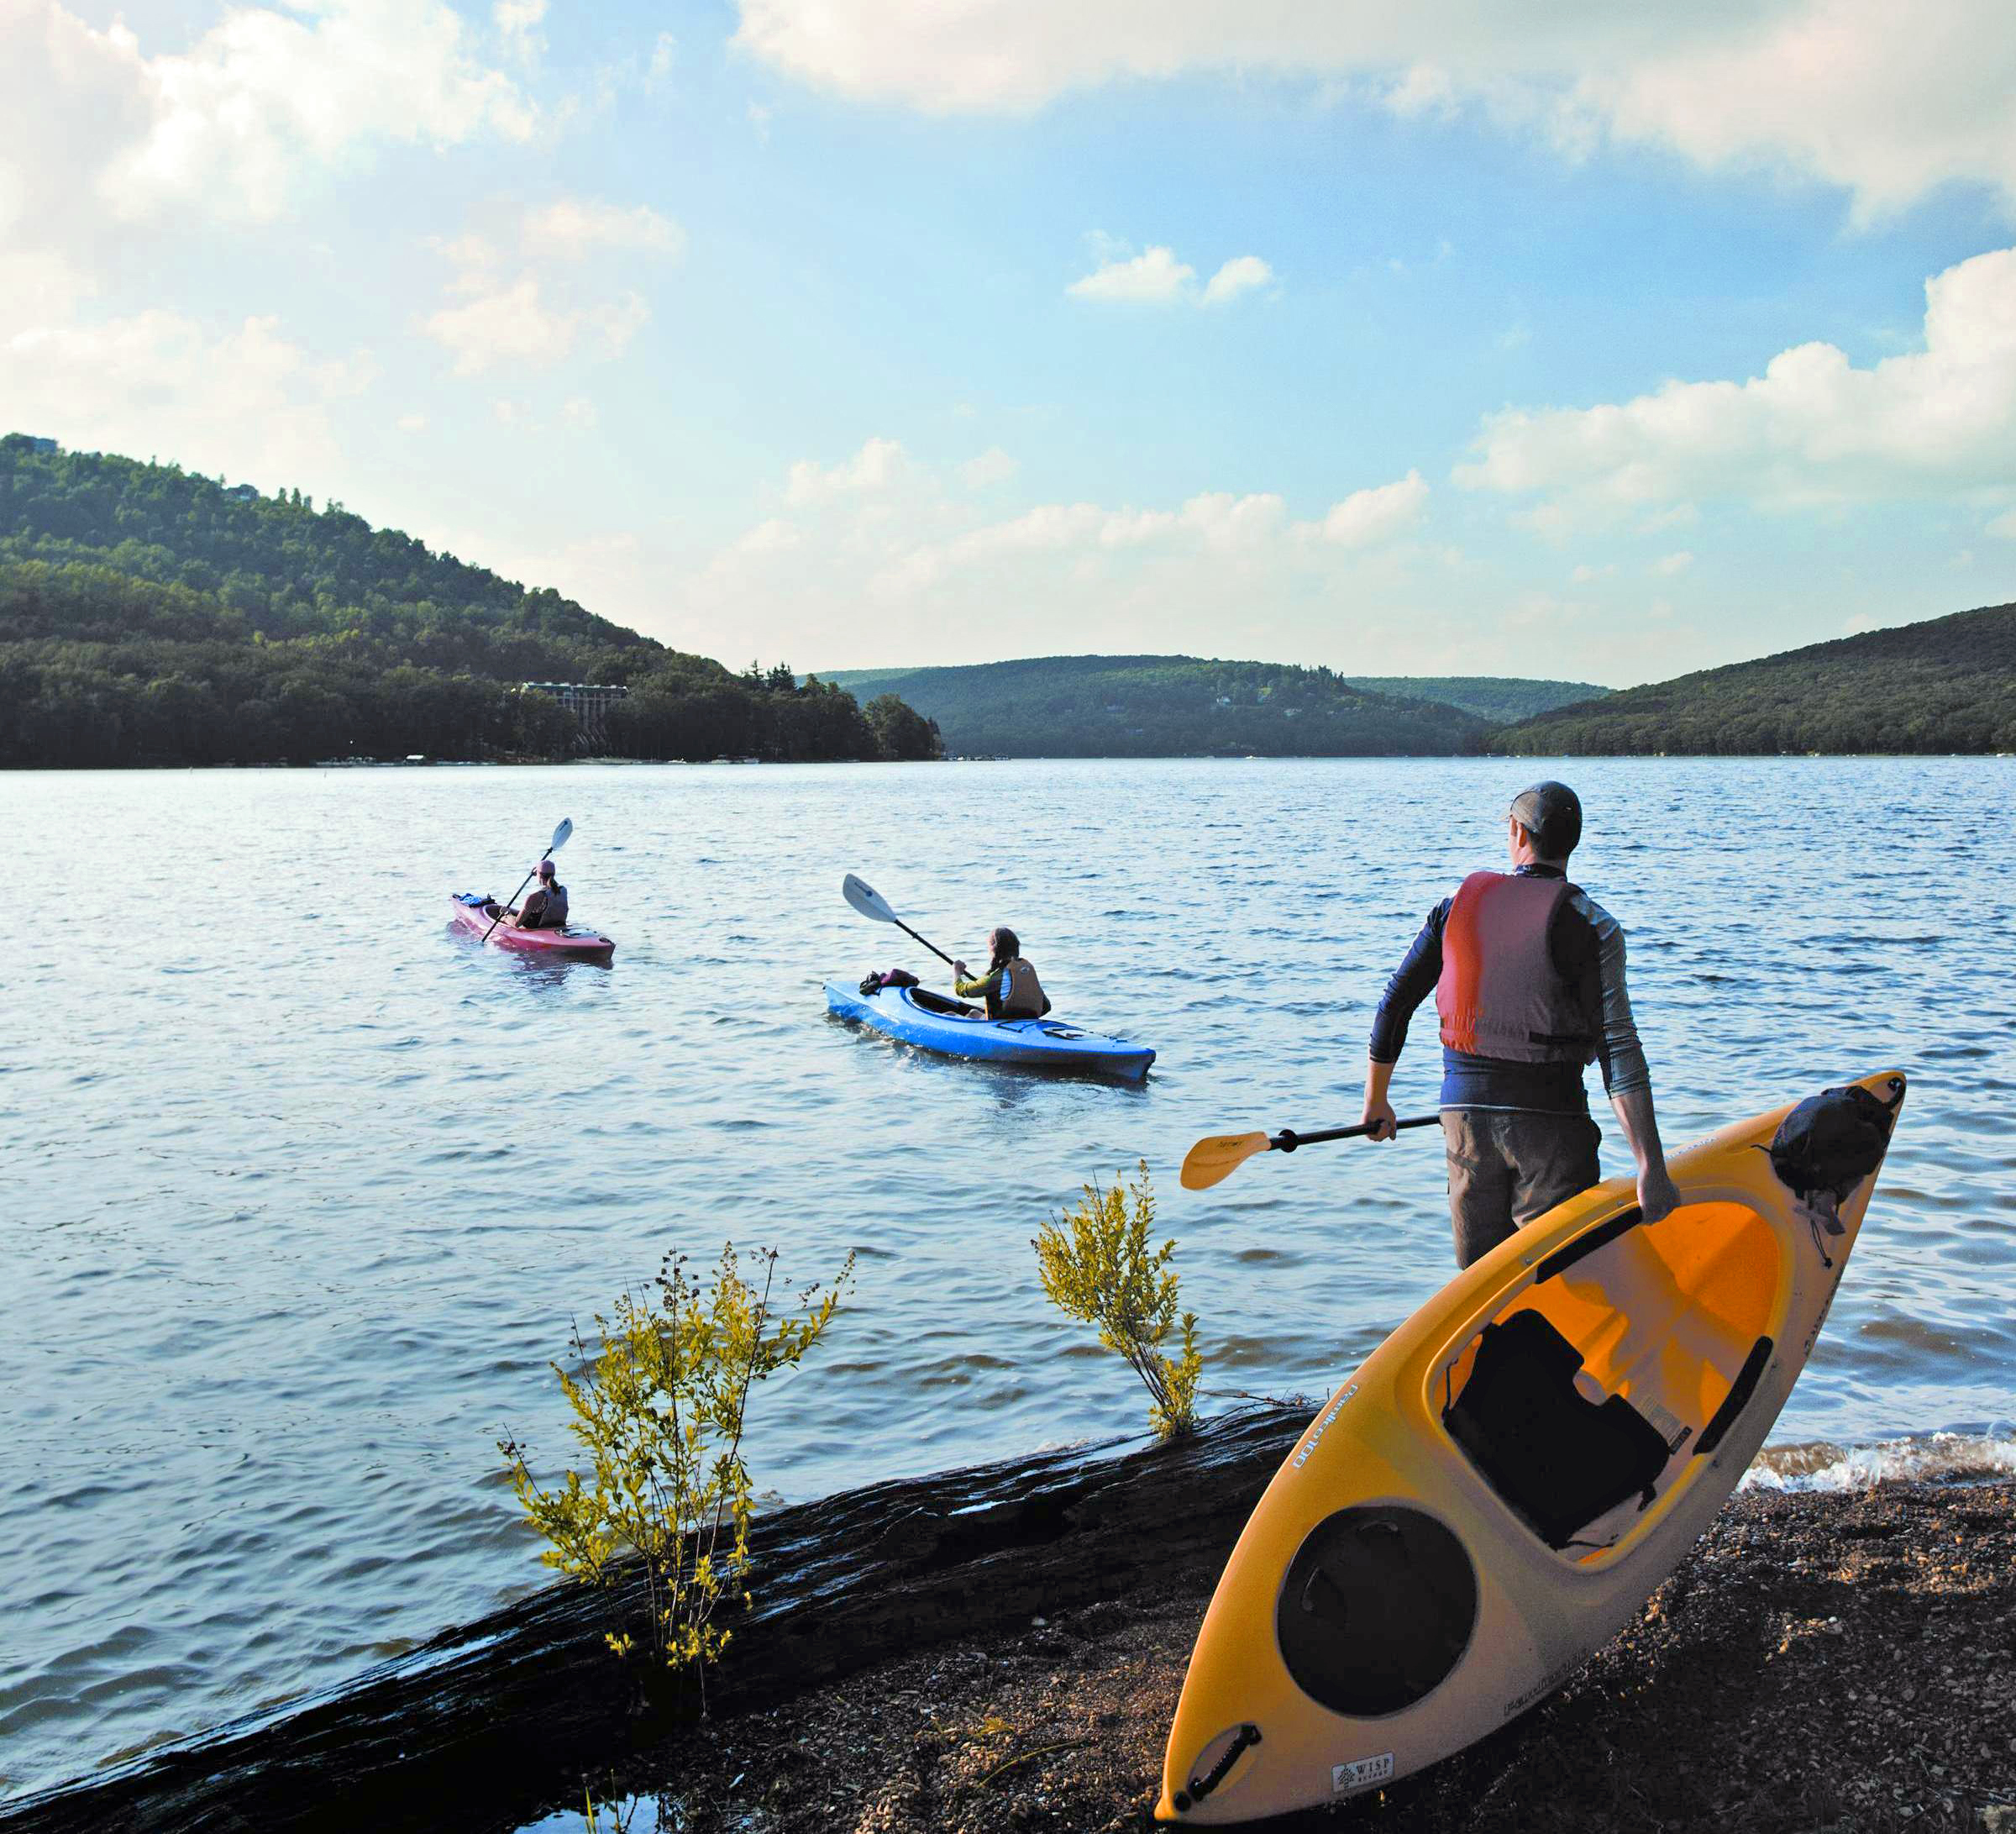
[1180,1131,1273,1191]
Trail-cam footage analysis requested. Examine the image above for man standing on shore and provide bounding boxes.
[1361,780,1681,1268]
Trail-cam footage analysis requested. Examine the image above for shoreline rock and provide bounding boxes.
[3,1411,2008,1833]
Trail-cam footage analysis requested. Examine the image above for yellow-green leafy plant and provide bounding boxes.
[1032,1159,1201,1438]
[499,1243,853,1700]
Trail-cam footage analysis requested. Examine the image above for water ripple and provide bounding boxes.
[3,755,2013,1798]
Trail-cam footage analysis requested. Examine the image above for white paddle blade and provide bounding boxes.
[549,817,575,854]
[1179,1131,1273,1191]
[842,872,897,925]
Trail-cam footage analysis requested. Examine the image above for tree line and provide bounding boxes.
[827,654,1489,757]
[1496,603,2016,755]
[0,438,941,766]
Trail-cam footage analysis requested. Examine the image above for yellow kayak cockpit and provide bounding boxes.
[1435,1196,1788,1566]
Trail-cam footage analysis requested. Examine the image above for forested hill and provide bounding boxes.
[1496,602,2016,754]
[1342,675,1609,723]
[818,656,1522,756]
[1,436,939,766]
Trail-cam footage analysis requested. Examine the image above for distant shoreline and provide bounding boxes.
[7,749,2011,771]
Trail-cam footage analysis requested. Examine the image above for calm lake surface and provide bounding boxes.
[5,757,2013,1797]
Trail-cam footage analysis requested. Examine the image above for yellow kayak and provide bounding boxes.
[1158,1069,1905,1824]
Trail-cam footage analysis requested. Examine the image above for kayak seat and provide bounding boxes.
[1442,1311,1673,1550]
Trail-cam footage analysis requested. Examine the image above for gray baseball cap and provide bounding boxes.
[1509,780,1582,857]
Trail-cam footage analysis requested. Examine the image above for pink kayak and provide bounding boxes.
[450,892,615,960]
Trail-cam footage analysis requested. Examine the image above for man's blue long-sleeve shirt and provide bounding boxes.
[1368,864,1652,1115]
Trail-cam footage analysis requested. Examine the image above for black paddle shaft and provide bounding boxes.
[1273,1113,1441,1152]
[893,916,959,971]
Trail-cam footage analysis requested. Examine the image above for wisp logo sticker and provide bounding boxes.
[1331,1752,1394,1794]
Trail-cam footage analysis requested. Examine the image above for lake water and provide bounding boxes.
[4,757,2013,1800]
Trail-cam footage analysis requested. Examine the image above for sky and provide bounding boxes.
[4,1,2016,685]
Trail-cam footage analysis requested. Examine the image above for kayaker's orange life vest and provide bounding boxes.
[996,958,1046,1019]
[1435,870,1595,1064]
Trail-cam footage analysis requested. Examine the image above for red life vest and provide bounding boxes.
[1435,870,1595,1064]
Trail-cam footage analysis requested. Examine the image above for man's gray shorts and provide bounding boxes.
[1441,1108,1601,1269]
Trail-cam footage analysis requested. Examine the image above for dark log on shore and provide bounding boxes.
[0,1406,1310,1834]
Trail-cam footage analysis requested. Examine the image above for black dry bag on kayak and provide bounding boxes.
[1767,1084,1895,1206]
[1767,1084,1895,1268]
[858,967,921,996]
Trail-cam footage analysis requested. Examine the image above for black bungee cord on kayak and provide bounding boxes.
[1182,1724,1262,1808]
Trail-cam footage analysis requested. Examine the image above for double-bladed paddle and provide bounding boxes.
[482,817,574,942]
[1180,1113,1441,1191]
[841,872,960,970]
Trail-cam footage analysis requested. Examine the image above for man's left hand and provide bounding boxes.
[1637,1161,1683,1226]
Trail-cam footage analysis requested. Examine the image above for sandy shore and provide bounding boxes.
[609,1476,2015,1834]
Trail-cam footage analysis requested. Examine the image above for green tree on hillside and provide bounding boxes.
[0,438,940,768]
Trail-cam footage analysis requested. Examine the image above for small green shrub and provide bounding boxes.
[500,1243,853,1698]
[1033,1160,1202,1438]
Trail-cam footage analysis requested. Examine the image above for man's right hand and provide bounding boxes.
[1362,1095,1398,1141]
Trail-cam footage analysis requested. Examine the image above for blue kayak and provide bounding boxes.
[824,980,1156,1080]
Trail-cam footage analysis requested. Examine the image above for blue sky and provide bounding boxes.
[5,1,2015,683]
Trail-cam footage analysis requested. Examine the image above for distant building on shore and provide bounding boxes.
[223,483,260,502]
[523,681,629,749]
[23,435,58,455]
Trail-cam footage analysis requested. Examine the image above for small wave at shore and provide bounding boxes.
[1746,1427,2016,1491]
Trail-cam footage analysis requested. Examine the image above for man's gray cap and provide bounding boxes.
[1509,780,1582,858]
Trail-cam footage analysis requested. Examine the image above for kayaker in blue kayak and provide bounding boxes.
[496,859,570,931]
[952,928,1051,1019]
[1359,780,1681,1268]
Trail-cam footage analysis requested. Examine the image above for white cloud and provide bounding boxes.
[648,33,677,86]
[1987,509,2016,539]
[785,436,907,506]
[1314,470,1429,547]
[738,517,801,554]
[4,0,539,225]
[958,447,1019,488]
[494,0,546,66]
[522,198,684,261]
[0,0,541,462]
[423,273,647,375]
[1652,549,1694,575]
[732,0,2016,215]
[0,308,359,485]
[1570,562,1615,583]
[427,275,569,374]
[397,412,428,433]
[1200,255,1274,306]
[691,447,1435,666]
[748,102,774,142]
[560,396,597,430]
[1068,241,1274,307]
[1068,244,1194,303]
[1458,246,2016,523]
[423,202,669,375]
